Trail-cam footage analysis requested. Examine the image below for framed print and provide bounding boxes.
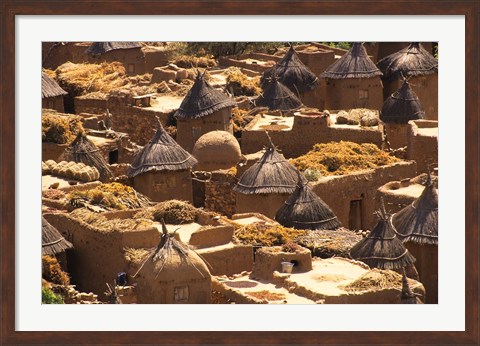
[1,1,479,345]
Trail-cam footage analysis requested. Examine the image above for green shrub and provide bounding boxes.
[42,287,64,304]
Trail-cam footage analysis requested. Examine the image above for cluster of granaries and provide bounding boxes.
[41,42,438,304]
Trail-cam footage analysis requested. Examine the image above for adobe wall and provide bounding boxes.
[376,181,417,214]
[42,42,90,70]
[143,47,172,74]
[204,171,237,217]
[218,53,278,73]
[295,47,335,77]
[310,161,417,230]
[42,96,65,113]
[235,192,291,220]
[133,169,193,203]
[407,120,438,174]
[197,243,254,276]
[384,123,409,149]
[383,74,438,121]
[43,212,160,299]
[253,247,312,280]
[135,277,211,304]
[42,142,69,162]
[189,225,234,249]
[405,242,437,304]
[299,84,324,110]
[241,115,382,157]
[74,96,108,115]
[324,77,384,111]
[176,107,233,153]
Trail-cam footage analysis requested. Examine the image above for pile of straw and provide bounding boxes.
[225,68,261,96]
[42,109,84,144]
[134,200,199,224]
[233,222,304,247]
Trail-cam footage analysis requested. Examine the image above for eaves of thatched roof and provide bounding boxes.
[380,80,425,124]
[86,42,142,55]
[377,42,438,81]
[349,212,416,270]
[42,217,73,256]
[127,121,197,177]
[42,72,67,98]
[275,181,341,230]
[392,177,438,245]
[255,77,303,112]
[321,42,382,79]
[261,46,319,93]
[234,145,306,195]
[174,72,236,120]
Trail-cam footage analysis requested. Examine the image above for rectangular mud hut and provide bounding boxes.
[86,42,144,75]
[42,71,67,112]
[127,119,198,202]
[322,43,384,111]
[377,43,438,120]
[174,71,237,152]
[392,175,438,303]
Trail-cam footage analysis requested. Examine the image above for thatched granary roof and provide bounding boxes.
[192,131,241,171]
[42,217,73,256]
[134,220,210,284]
[128,119,197,177]
[275,180,342,230]
[234,142,306,195]
[377,42,438,81]
[175,71,236,120]
[261,46,319,93]
[349,207,416,270]
[42,72,67,99]
[392,175,438,245]
[321,42,382,79]
[61,132,114,182]
[86,42,142,55]
[255,76,303,112]
[380,80,425,124]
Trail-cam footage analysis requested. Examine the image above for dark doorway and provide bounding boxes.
[349,199,363,230]
[109,150,119,164]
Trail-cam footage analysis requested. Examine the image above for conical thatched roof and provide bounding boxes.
[174,71,236,120]
[127,119,197,177]
[377,42,438,81]
[349,207,416,270]
[86,42,142,55]
[392,175,438,244]
[42,217,73,256]
[261,46,319,93]
[380,80,425,124]
[255,75,303,112]
[275,180,342,230]
[321,42,382,79]
[42,72,67,99]
[234,142,306,195]
[61,132,114,182]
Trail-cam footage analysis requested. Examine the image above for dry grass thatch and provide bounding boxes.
[341,269,403,292]
[349,211,416,270]
[127,119,197,177]
[55,62,129,95]
[380,80,425,124]
[322,43,382,79]
[261,46,319,93]
[42,71,67,98]
[225,68,261,96]
[174,71,236,119]
[246,290,286,301]
[42,217,73,256]
[377,43,438,81]
[234,144,306,195]
[69,208,153,232]
[42,109,84,144]
[295,228,362,258]
[134,200,199,224]
[60,132,114,182]
[392,176,438,245]
[233,222,304,247]
[67,183,152,211]
[172,55,217,69]
[42,255,70,286]
[275,181,342,230]
[86,42,142,55]
[290,141,400,176]
[255,76,303,112]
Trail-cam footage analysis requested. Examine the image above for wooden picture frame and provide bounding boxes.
[1,1,478,345]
